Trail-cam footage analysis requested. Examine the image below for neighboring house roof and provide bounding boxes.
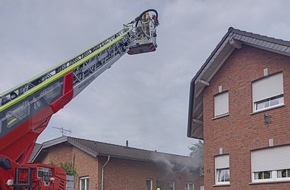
[29,143,42,163]
[32,136,196,169]
[187,27,290,139]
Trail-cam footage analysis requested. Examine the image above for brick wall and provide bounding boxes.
[101,157,197,190]
[42,143,73,165]
[72,146,99,190]
[37,143,99,190]
[37,143,200,190]
[202,45,290,189]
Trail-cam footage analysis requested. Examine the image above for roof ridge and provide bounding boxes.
[66,136,190,157]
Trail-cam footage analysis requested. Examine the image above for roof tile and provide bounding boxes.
[41,136,196,167]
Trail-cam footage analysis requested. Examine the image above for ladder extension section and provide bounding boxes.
[0,28,134,111]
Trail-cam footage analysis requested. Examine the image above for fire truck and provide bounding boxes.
[0,9,159,190]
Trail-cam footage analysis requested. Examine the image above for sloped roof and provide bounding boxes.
[187,27,290,139]
[33,136,195,167]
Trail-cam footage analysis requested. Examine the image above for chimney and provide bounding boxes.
[126,140,129,147]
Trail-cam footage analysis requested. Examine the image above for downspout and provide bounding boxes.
[101,156,110,190]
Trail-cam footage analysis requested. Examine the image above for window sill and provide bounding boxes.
[251,104,285,115]
[212,113,229,120]
[250,179,290,185]
[213,183,230,187]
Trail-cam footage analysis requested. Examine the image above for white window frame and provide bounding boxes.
[277,169,290,179]
[168,180,175,190]
[252,168,290,183]
[254,94,284,111]
[80,176,89,190]
[251,145,290,183]
[253,170,273,182]
[252,73,284,112]
[185,183,194,190]
[216,168,230,184]
[146,179,153,190]
[252,170,290,183]
[214,92,229,118]
[215,155,230,185]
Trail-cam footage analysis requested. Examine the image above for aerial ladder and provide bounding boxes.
[0,9,159,190]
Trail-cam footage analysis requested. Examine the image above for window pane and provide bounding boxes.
[282,169,286,178]
[217,168,230,182]
[189,184,193,190]
[271,96,284,106]
[254,171,272,179]
[255,95,284,111]
[80,179,85,190]
[80,177,89,190]
[270,99,279,106]
[185,183,194,190]
[146,180,152,190]
[256,101,265,110]
[264,171,271,179]
[258,172,263,179]
[277,169,290,178]
[168,181,175,190]
[254,172,259,180]
[254,172,263,179]
[224,169,230,182]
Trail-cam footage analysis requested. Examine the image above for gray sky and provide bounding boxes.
[1,0,290,156]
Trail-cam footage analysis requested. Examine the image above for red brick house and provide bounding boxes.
[32,136,202,190]
[187,27,290,189]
